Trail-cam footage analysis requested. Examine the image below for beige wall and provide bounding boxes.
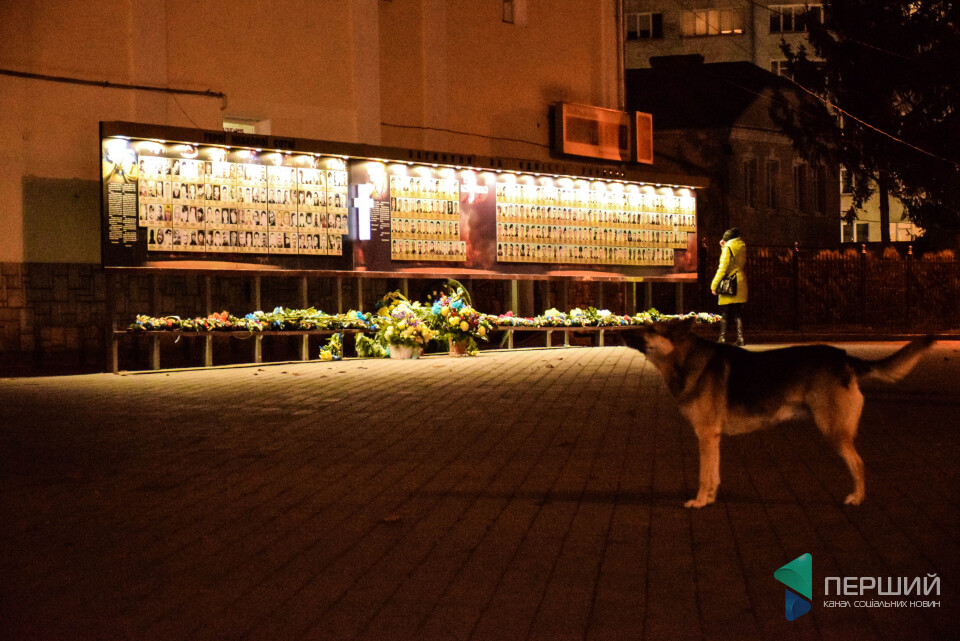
[1,0,620,264]
[1,0,619,264]
[379,0,621,159]
[0,0,383,264]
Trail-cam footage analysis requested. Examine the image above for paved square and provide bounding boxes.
[2,343,959,640]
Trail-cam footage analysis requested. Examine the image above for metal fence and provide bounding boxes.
[698,244,960,333]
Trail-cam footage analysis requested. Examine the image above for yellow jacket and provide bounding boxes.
[710,237,748,305]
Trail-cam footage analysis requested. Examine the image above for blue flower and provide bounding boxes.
[245,313,257,321]
[432,303,442,314]
[451,300,464,310]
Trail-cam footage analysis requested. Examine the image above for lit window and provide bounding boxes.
[770,4,823,33]
[625,4,663,40]
[681,8,744,36]
[223,119,256,134]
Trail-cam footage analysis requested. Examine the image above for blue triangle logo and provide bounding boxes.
[784,589,811,621]
[774,553,813,600]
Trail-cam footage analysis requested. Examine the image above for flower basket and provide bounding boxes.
[449,338,469,357]
[427,285,491,356]
[376,301,436,357]
[389,344,419,359]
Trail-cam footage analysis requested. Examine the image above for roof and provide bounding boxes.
[626,57,791,130]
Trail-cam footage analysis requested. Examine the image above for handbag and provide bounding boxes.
[718,272,737,296]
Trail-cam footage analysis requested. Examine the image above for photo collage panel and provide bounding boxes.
[137,153,349,257]
[494,182,695,266]
[389,175,464,262]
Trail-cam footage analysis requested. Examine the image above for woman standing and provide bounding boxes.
[711,228,748,345]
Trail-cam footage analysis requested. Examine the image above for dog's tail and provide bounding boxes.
[849,336,935,383]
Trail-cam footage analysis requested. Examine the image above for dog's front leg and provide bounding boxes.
[686,425,721,508]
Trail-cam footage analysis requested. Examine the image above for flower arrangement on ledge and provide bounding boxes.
[318,333,343,361]
[131,312,267,332]
[428,285,493,355]
[129,285,723,361]
[378,302,437,352]
[246,307,374,331]
[130,308,375,333]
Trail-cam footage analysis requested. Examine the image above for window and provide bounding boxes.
[766,160,780,208]
[743,158,758,207]
[503,0,515,23]
[770,4,823,33]
[842,221,871,242]
[625,3,663,40]
[502,0,527,25]
[842,221,854,243]
[794,163,808,211]
[815,164,828,214]
[770,60,790,77]
[840,166,853,194]
[682,8,744,36]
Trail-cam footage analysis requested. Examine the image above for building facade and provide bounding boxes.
[623,0,816,72]
[627,57,838,248]
[622,0,919,243]
[0,0,649,373]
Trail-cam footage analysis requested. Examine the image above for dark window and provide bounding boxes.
[743,158,758,207]
[816,165,828,214]
[794,163,808,211]
[626,8,664,40]
[766,160,780,208]
[770,4,823,33]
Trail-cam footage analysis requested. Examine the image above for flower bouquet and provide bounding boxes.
[318,333,343,361]
[428,287,492,356]
[377,302,436,358]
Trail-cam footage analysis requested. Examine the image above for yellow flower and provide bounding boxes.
[478,326,486,337]
[460,321,469,332]
[320,351,333,361]
[441,308,450,317]
[398,320,407,329]
[449,316,459,327]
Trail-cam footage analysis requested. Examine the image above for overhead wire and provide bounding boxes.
[656,0,960,167]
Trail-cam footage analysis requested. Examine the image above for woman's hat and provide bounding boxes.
[722,228,741,242]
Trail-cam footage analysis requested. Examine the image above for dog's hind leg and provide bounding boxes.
[686,422,722,508]
[836,439,865,505]
[810,381,866,505]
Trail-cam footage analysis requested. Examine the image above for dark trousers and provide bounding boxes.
[721,303,744,325]
[718,303,745,343]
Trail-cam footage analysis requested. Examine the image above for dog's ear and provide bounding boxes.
[620,328,648,353]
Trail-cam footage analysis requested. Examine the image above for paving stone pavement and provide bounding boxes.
[2,342,959,641]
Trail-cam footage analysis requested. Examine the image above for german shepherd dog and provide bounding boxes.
[622,320,934,508]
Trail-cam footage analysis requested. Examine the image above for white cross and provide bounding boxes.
[353,183,374,240]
